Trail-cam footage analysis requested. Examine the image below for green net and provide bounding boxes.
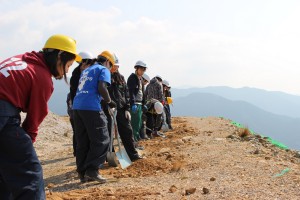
[230,121,288,150]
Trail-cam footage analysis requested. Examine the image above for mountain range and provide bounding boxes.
[48,80,300,150]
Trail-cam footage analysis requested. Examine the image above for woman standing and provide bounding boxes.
[0,34,80,199]
[72,50,116,183]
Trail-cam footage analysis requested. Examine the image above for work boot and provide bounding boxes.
[130,154,144,162]
[140,132,150,140]
[85,170,107,184]
[152,131,159,137]
[78,172,87,183]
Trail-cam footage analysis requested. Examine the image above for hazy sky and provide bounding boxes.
[1,0,300,94]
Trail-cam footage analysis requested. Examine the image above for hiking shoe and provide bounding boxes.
[85,170,107,184]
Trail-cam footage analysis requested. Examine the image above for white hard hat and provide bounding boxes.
[134,60,147,68]
[154,102,163,114]
[78,51,94,60]
[162,80,170,87]
[142,73,150,83]
[114,53,119,66]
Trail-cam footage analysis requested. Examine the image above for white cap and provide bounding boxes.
[134,60,147,68]
[154,102,163,114]
[142,73,151,83]
[162,80,170,87]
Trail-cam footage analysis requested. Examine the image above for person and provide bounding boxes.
[144,98,164,138]
[0,34,80,199]
[162,80,173,129]
[139,73,151,140]
[103,55,143,161]
[144,75,164,103]
[144,75,165,137]
[69,51,95,156]
[127,60,147,141]
[72,50,116,183]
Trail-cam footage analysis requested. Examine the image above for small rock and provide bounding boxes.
[202,187,209,194]
[210,177,216,181]
[175,139,184,145]
[294,152,300,158]
[159,148,170,154]
[47,183,54,189]
[253,149,260,154]
[169,185,177,193]
[182,136,193,143]
[185,188,196,195]
[265,156,271,160]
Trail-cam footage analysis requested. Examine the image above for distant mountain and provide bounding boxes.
[172,92,300,150]
[48,79,70,116]
[172,86,300,119]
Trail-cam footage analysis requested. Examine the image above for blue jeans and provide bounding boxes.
[0,100,45,200]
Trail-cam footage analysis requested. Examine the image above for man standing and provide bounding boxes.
[127,61,147,141]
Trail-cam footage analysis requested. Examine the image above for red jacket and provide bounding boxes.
[0,51,53,142]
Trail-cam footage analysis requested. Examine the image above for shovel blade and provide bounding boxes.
[116,147,132,169]
[107,152,118,167]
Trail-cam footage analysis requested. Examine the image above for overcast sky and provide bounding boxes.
[1,0,300,94]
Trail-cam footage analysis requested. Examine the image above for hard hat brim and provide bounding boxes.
[75,54,82,62]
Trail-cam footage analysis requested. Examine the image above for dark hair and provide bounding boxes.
[43,49,76,82]
[82,58,97,65]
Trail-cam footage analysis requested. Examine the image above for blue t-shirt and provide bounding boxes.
[72,63,111,111]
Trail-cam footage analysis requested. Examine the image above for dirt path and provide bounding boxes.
[34,114,300,199]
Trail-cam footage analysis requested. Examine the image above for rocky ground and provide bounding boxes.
[32,112,300,199]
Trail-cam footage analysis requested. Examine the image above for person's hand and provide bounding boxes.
[125,110,131,121]
[131,104,138,113]
[108,100,117,108]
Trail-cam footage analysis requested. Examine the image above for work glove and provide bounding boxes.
[131,104,138,113]
[108,100,117,108]
[142,105,148,113]
[125,110,131,121]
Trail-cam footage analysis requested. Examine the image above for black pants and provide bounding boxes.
[146,112,162,135]
[73,110,109,174]
[0,100,45,200]
[164,105,172,128]
[69,114,76,156]
[105,109,138,159]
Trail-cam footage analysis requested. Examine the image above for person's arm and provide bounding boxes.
[22,75,53,142]
[98,81,111,103]
[127,74,136,106]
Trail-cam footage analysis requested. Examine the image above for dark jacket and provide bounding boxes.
[127,73,144,106]
[70,65,81,103]
[144,78,164,102]
[107,72,130,111]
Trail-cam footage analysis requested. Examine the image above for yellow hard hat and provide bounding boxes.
[167,97,173,104]
[99,50,115,66]
[43,34,81,62]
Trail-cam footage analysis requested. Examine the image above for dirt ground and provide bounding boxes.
[33,112,300,199]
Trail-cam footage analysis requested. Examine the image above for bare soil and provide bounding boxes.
[33,112,300,199]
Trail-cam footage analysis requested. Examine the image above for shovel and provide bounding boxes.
[106,108,132,169]
[106,109,118,167]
